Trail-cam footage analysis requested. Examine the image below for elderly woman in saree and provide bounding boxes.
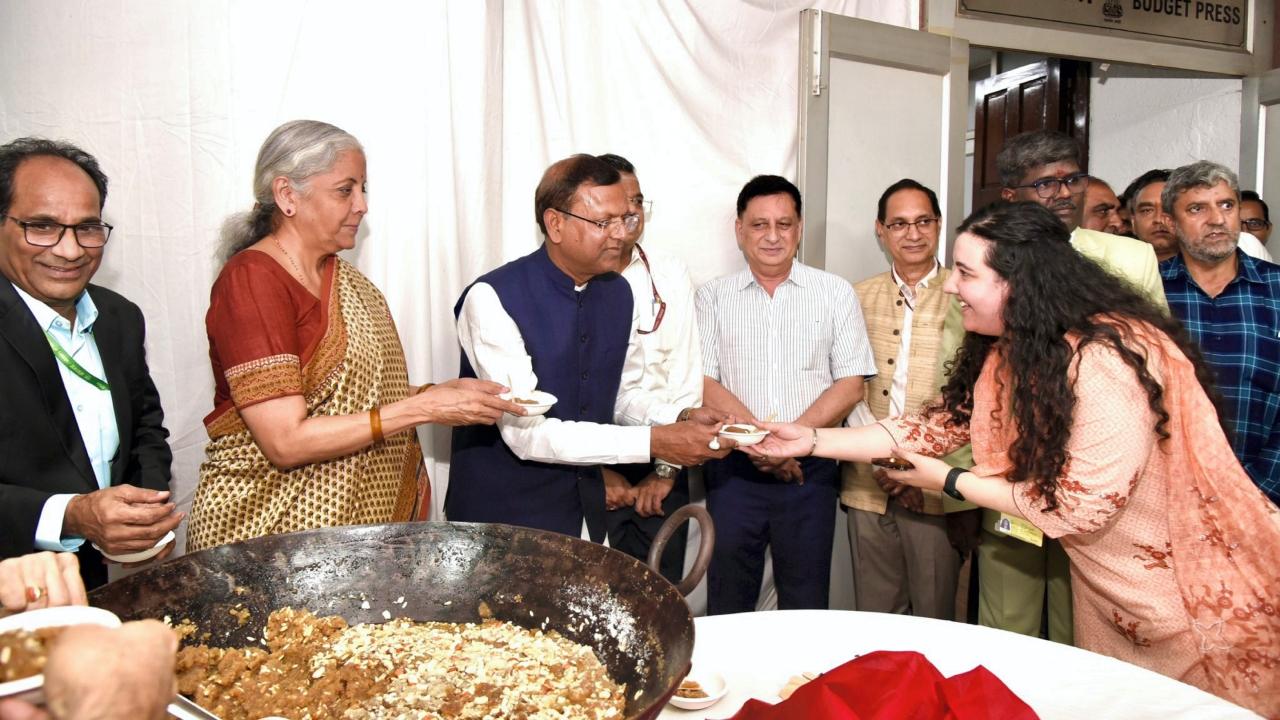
[754,201,1280,716]
[187,120,521,551]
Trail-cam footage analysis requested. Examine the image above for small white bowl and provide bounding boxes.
[501,390,558,416]
[0,606,122,702]
[668,670,728,710]
[92,530,175,564]
[718,424,770,446]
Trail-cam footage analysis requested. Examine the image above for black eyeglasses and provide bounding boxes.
[555,208,640,234]
[1009,173,1089,199]
[2,215,113,248]
[1242,218,1272,232]
[883,217,939,235]
[634,245,666,335]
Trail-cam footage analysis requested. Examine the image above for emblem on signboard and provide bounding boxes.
[1103,1,1124,20]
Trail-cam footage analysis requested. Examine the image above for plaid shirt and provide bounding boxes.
[1161,250,1280,505]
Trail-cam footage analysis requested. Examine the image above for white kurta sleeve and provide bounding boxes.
[456,283,651,464]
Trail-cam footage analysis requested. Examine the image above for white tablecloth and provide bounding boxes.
[658,610,1258,720]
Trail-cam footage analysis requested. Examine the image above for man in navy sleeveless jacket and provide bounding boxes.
[449,154,732,542]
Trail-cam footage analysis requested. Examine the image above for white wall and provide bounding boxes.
[0,1,917,573]
[1088,64,1243,192]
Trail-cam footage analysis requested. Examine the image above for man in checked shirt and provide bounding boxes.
[1161,160,1280,506]
[697,175,876,614]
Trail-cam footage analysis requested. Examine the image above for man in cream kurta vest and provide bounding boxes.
[844,180,959,619]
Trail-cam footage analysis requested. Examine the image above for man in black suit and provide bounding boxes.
[0,137,179,590]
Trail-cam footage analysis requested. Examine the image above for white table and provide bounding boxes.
[658,610,1258,720]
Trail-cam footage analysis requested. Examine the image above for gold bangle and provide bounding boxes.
[415,383,435,395]
[807,427,819,457]
[369,408,384,444]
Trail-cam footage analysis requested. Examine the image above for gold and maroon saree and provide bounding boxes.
[187,253,421,551]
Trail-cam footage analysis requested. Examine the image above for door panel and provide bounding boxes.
[798,9,967,612]
[824,58,944,286]
[1241,69,1280,219]
[799,10,968,273]
[1265,107,1280,209]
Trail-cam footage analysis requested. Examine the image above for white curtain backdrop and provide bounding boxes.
[0,0,915,556]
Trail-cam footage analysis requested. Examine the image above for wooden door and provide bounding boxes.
[972,59,1090,209]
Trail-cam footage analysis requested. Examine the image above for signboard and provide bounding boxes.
[959,0,1248,49]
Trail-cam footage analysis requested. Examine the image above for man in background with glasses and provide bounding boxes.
[941,130,1167,644]
[450,154,732,545]
[842,179,964,621]
[592,153,703,585]
[1240,190,1273,247]
[0,138,177,590]
[997,131,1165,305]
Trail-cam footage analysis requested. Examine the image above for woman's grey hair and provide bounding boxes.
[996,130,1081,188]
[219,120,363,261]
[1161,161,1239,215]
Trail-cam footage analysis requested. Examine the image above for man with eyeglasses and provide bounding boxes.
[0,138,177,590]
[1241,190,1273,246]
[1160,161,1280,507]
[841,179,964,620]
[997,130,1166,308]
[942,130,1168,644]
[590,153,702,584]
[449,154,732,544]
[697,175,875,614]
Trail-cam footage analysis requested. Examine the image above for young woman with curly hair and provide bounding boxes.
[755,201,1280,716]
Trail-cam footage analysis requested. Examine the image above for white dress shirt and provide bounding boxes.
[888,262,940,417]
[619,245,703,411]
[1238,231,1274,264]
[696,262,876,422]
[456,273,685,466]
[12,284,118,552]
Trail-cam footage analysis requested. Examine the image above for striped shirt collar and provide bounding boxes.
[734,260,811,291]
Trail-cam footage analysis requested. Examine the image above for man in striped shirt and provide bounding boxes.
[696,175,876,614]
[1160,161,1280,506]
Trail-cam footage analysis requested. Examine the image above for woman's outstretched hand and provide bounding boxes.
[744,422,814,459]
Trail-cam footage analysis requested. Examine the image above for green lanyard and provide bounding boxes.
[44,330,110,392]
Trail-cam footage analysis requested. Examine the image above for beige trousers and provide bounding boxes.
[847,503,960,620]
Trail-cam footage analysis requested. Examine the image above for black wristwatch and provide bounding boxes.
[943,467,967,502]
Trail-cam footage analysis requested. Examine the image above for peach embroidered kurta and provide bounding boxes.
[884,323,1280,717]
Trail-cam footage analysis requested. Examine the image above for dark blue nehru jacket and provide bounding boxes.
[446,245,634,541]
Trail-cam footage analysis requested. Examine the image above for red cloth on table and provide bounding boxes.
[725,650,1038,720]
